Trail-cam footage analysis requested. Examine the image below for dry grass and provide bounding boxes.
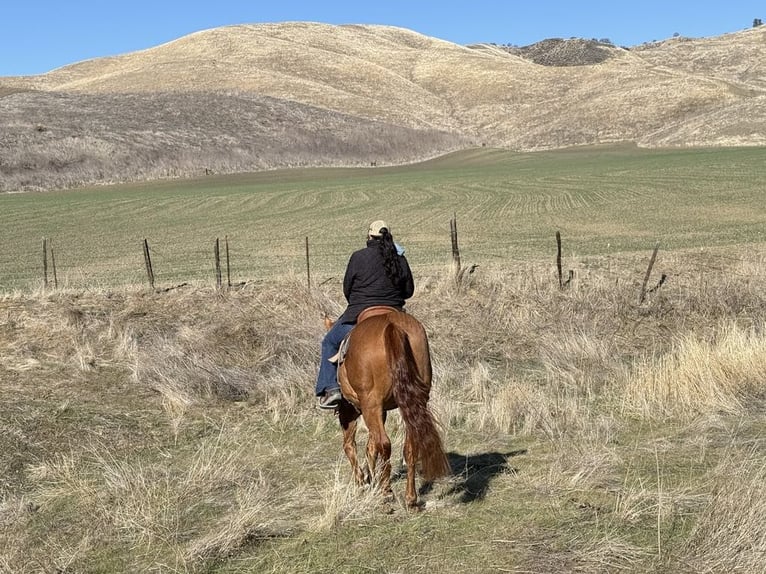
[620,323,766,420]
[678,450,766,573]
[1,250,766,572]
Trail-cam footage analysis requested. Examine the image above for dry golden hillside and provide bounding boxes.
[1,22,764,190]
[634,28,766,91]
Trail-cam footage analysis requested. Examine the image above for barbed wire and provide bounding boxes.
[2,233,764,292]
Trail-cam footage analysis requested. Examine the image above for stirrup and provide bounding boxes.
[318,388,342,410]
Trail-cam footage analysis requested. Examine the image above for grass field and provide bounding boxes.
[2,146,766,573]
[1,145,764,291]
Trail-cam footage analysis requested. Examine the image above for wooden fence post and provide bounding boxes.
[450,213,461,276]
[556,231,563,289]
[142,239,155,290]
[214,238,222,289]
[225,235,231,288]
[42,238,48,289]
[50,238,58,289]
[639,242,660,304]
[555,231,573,289]
[305,236,311,289]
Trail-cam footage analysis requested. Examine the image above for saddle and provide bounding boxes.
[328,306,398,364]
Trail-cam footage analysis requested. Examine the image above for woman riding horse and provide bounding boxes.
[315,220,414,409]
[334,308,450,508]
[318,221,449,507]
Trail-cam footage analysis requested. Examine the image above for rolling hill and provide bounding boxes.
[1,22,764,191]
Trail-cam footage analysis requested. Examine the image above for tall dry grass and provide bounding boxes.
[23,428,284,572]
[678,449,766,573]
[1,250,766,572]
[620,323,766,420]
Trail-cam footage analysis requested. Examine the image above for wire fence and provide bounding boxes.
[1,235,455,292]
[2,228,765,295]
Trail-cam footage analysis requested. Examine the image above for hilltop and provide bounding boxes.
[1,23,764,191]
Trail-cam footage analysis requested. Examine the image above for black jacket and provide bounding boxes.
[337,239,415,324]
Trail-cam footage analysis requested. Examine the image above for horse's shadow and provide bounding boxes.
[442,450,526,502]
[393,448,526,503]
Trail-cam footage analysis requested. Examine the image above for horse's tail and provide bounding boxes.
[385,323,450,482]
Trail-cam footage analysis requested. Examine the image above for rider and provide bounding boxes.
[315,220,415,409]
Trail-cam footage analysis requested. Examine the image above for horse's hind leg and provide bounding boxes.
[363,407,392,497]
[403,432,419,510]
[338,402,365,485]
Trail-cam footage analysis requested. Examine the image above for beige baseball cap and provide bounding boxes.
[368,220,388,237]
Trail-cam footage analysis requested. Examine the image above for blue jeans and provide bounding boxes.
[315,321,355,396]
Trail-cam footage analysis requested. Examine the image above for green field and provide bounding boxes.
[3,145,766,573]
[1,145,764,291]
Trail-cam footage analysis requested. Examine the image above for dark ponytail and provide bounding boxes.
[374,228,404,287]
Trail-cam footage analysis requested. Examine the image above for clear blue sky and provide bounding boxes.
[1,1,762,76]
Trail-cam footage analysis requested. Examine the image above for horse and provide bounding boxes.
[325,307,450,510]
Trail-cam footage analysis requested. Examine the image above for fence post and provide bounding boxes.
[225,235,231,288]
[639,242,660,304]
[305,236,311,289]
[214,238,222,289]
[142,239,155,290]
[450,213,461,277]
[50,238,58,289]
[42,238,48,289]
[556,231,563,289]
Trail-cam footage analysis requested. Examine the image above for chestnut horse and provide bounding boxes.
[327,307,450,509]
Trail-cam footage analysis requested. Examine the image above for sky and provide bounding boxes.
[1,1,763,76]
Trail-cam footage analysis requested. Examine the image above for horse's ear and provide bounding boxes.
[323,314,335,331]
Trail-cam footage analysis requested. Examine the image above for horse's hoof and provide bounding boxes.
[407,501,424,513]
